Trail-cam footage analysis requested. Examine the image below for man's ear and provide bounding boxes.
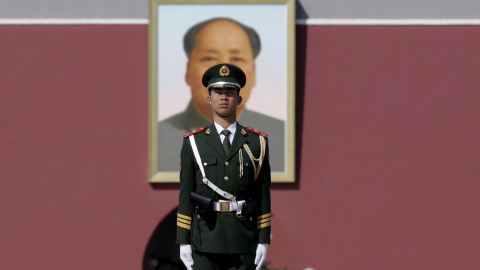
[238,94,243,105]
[207,94,211,104]
[251,64,257,87]
[185,61,191,86]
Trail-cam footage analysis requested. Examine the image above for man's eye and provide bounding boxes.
[201,56,216,62]
[231,57,244,62]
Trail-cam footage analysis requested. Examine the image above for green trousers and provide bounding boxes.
[192,251,256,270]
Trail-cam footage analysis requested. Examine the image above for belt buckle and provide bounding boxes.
[220,202,230,212]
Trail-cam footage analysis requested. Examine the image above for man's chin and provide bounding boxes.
[215,109,236,118]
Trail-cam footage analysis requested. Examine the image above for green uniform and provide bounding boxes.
[176,122,272,255]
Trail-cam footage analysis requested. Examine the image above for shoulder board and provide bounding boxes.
[183,127,206,138]
[245,127,268,138]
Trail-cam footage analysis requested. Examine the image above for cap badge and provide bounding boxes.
[219,65,230,76]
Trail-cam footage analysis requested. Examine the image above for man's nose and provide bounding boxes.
[218,55,230,64]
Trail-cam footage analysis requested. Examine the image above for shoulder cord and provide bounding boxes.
[242,135,266,181]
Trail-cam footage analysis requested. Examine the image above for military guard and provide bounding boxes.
[177,63,272,270]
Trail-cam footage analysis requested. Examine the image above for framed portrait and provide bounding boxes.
[148,0,295,183]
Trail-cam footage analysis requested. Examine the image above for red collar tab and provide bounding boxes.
[245,127,268,138]
[183,127,206,138]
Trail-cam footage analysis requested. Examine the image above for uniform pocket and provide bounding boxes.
[237,160,253,185]
[236,214,256,229]
[201,156,216,180]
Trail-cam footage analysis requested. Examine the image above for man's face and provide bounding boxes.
[185,20,256,119]
[207,88,243,118]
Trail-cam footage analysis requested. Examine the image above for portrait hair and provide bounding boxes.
[183,17,261,60]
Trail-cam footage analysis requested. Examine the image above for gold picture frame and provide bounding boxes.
[148,0,295,183]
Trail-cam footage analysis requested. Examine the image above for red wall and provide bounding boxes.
[1,24,479,270]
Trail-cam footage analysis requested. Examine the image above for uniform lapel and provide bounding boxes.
[226,123,249,161]
[204,123,226,157]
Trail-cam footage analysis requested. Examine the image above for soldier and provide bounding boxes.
[177,63,271,270]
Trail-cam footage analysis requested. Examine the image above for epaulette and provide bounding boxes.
[183,127,206,138]
[245,127,268,138]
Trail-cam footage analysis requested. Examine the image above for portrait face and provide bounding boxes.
[185,19,256,120]
[207,88,243,119]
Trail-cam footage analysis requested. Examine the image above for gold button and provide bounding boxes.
[203,162,207,166]
[250,217,253,221]
[224,176,229,181]
[197,215,201,219]
[225,161,229,166]
[245,163,249,166]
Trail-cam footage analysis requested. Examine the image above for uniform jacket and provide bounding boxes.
[176,122,272,254]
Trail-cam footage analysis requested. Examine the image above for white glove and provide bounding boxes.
[179,244,193,270]
[254,243,269,270]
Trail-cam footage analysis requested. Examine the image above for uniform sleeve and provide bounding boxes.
[177,137,197,245]
[256,137,272,244]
